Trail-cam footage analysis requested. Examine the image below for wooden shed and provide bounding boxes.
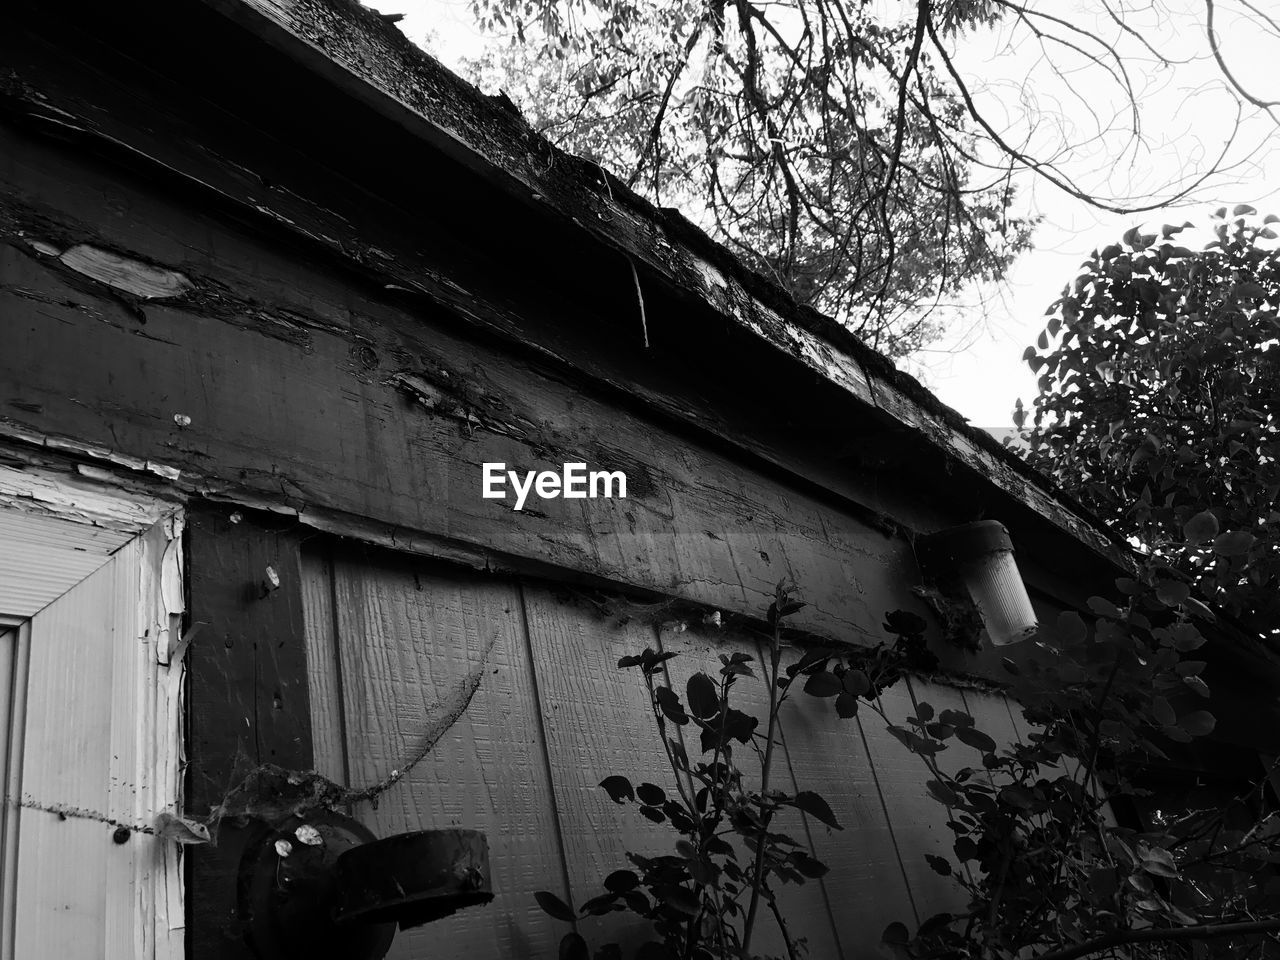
[3,2,1279,958]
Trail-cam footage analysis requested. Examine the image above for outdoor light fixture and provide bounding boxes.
[921,520,1038,646]
[239,811,493,960]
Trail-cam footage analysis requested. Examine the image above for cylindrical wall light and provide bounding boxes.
[921,520,1038,646]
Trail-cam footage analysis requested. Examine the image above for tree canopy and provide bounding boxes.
[1022,208,1280,639]
[450,0,1274,356]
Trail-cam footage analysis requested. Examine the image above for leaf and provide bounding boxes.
[955,727,997,753]
[842,669,870,696]
[1141,846,1179,879]
[722,707,758,744]
[655,884,699,916]
[1184,597,1216,622]
[153,812,210,845]
[639,804,666,823]
[1152,696,1176,727]
[1155,580,1190,606]
[793,790,842,829]
[938,709,974,728]
[535,890,577,922]
[1088,597,1122,619]
[1184,675,1211,698]
[1213,530,1256,557]
[883,611,927,636]
[685,672,719,719]
[1180,710,1216,736]
[925,854,952,877]
[636,782,665,806]
[791,850,829,878]
[1054,611,1087,647]
[599,776,634,804]
[926,779,958,806]
[889,724,944,755]
[654,686,688,725]
[604,869,638,893]
[998,785,1036,810]
[578,892,621,916]
[1176,659,1206,677]
[803,671,842,698]
[1172,623,1206,651]
[560,933,589,960]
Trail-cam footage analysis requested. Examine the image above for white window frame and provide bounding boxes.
[0,464,185,960]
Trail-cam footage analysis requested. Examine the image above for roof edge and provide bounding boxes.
[198,0,1134,571]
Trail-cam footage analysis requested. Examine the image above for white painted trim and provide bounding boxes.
[0,463,174,534]
[0,621,29,960]
[0,471,185,960]
[136,512,188,960]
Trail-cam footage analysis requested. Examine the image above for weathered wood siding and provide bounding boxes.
[0,13,1121,662]
[300,547,1025,958]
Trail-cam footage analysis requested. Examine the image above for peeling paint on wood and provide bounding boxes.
[57,244,193,299]
[0,6,1135,586]
[0,136,932,647]
[192,0,1133,574]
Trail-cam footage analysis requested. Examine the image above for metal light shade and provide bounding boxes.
[240,812,493,960]
[923,521,1038,646]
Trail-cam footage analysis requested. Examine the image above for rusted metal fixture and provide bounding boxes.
[336,828,493,929]
[920,520,1039,647]
[239,811,492,960]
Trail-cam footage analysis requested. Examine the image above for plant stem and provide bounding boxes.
[765,888,800,960]
[741,620,783,954]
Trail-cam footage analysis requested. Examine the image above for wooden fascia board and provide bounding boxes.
[194,0,1134,575]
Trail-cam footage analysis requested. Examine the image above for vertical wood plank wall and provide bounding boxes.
[301,548,1022,958]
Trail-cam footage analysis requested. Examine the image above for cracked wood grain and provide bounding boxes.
[0,122,929,648]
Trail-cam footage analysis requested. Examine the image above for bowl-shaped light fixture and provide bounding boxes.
[239,812,492,960]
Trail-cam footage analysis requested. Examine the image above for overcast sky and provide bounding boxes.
[364,0,1280,429]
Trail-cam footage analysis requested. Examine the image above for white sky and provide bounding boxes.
[364,0,1280,429]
